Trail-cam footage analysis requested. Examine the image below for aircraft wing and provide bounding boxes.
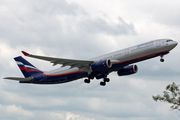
[22,51,94,72]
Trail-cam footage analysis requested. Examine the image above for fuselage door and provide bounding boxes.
[125,49,129,56]
[156,40,161,47]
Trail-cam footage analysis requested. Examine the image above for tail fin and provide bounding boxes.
[14,56,43,78]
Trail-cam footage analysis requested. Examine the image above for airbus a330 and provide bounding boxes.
[4,39,178,86]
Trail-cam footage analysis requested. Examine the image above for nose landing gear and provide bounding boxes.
[160,59,164,62]
[160,55,164,62]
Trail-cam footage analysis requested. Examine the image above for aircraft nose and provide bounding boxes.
[167,40,178,51]
[170,41,178,50]
[173,41,178,47]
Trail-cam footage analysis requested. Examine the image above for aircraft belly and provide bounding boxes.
[38,71,87,84]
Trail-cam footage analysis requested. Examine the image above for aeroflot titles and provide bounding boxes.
[137,41,154,48]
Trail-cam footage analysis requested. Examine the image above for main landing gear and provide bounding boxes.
[84,77,110,86]
[100,78,110,86]
[84,79,90,83]
[84,76,94,84]
[160,55,164,62]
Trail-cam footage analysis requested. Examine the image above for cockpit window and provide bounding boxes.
[166,40,173,42]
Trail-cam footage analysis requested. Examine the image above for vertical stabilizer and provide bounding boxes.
[14,56,43,78]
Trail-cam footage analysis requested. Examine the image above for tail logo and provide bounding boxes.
[16,61,42,73]
[14,56,43,78]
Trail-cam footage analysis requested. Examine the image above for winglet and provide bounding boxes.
[22,51,30,56]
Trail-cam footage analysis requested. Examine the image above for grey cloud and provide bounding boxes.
[31,0,80,15]
[0,77,176,120]
[1,66,180,120]
[0,0,136,60]
[1,0,180,120]
[0,0,85,46]
[130,0,180,27]
[80,17,136,36]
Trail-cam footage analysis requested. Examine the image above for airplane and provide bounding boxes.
[4,39,178,86]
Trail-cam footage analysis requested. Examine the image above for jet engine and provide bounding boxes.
[117,65,138,76]
[91,59,112,71]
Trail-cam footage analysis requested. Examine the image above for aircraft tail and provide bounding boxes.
[14,56,43,78]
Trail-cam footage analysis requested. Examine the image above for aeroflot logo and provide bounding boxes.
[137,41,153,48]
[16,61,38,70]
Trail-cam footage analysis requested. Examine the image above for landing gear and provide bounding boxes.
[84,79,90,83]
[84,76,110,86]
[104,78,110,82]
[160,55,165,62]
[100,78,110,86]
[100,81,106,86]
[84,76,94,84]
[160,58,164,62]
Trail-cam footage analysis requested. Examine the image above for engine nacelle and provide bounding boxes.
[117,65,138,76]
[91,59,112,71]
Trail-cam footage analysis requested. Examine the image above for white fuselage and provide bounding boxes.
[45,39,177,75]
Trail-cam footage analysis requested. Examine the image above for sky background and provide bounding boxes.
[0,0,180,120]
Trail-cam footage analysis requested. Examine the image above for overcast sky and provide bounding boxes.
[1,0,180,120]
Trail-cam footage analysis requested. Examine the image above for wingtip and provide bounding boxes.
[22,51,30,56]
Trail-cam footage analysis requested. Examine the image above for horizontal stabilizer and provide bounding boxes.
[4,77,33,81]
